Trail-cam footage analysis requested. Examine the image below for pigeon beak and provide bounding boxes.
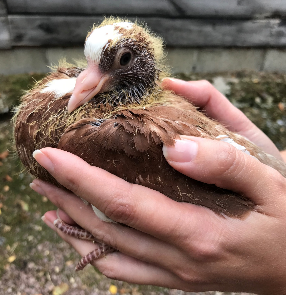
[67,64,109,113]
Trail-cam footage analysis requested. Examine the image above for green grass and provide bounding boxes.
[0,73,45,114]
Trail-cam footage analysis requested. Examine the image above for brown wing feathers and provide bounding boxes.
[57,98,255,217]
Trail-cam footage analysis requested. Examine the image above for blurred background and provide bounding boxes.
[1,0,286,74]
[1,1,286,295]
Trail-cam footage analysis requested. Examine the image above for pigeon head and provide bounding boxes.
[68,19,166,113]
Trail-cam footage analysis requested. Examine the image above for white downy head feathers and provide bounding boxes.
[84,22,133,64]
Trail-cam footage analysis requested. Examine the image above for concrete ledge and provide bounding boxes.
[263,49,286,73]
[166,48,266,73]
[0,17,11,49]
[0,48,48,74]
[1,47,286,75]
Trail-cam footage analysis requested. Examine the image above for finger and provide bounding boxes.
[162,78,281,158]
[163,136,286,211]
[280,150,286,162]
[33,148,222,242]
[57,208,77,225]
[93,252,195,291]
[42,211,205,291]
[34,182,206,268]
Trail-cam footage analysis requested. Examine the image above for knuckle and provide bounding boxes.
[45,186,66,209]
[175,269,205,286]
[201,80,214,98]
[61,174,80,195]
[215,142,243,178]
[96,262,119,280]
[53,194,66,209]
[103,184,137,225]
[264,167,286,191]
[175,269,192,283]
[191,243,218,262]
[200,79,212,89]
[90,228,116,248]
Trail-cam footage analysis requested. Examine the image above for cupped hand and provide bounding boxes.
[31,142,286,294]
[29,79,286,294]
[162,78,283,160]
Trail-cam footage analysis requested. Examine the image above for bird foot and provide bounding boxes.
[75,243,115,271]
[54,218,116,270]
[54,218,94,241]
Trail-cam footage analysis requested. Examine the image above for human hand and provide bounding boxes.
[162,78,283,160]
[31,144,286,294]
[280,150,286,162]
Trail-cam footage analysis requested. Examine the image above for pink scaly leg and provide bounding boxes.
[54,218,94,240]
[54,218,116,270]
[75,243,115,271]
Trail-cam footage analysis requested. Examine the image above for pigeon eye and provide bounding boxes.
[120,52,132,66]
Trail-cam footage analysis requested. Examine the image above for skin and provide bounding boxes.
[30,78,286,294]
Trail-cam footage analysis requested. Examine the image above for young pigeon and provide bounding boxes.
[14,18,286,270]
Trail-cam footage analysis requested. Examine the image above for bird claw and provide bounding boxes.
[54,218,94,241]
[54,218,115,270]
[75,243,115,271]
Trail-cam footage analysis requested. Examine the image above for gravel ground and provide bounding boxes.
[0,239,254,295]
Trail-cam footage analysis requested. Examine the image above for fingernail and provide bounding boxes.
[163,139,198,162]
[33,150,54,172]
[30,180,46,196]
[161,77,180,86]
[41,215,56,230]
[162,77,177,82]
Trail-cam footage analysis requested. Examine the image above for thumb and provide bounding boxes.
[162,136,285,207]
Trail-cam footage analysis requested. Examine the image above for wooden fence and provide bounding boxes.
[1,0,286,49]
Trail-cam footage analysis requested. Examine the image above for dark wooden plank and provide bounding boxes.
[8,16,286,48]
[172,0,286,18]
[9,16,102,46]
[147,18,286,47]
[5,0,286,18]
[0,0,7,16]
[6,0,178,16]
[0,17,10,49]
